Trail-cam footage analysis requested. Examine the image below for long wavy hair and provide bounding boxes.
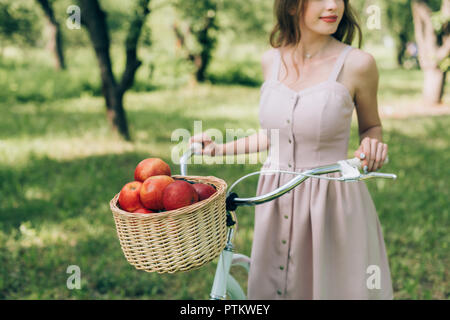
[269,0,363,81]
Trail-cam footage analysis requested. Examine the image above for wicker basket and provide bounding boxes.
[110,175,228,274]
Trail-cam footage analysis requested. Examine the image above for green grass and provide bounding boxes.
[0,45,449,299]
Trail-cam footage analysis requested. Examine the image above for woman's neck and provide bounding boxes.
[289,35,335,64]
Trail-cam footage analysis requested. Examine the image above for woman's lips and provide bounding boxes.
[320,16,337,23]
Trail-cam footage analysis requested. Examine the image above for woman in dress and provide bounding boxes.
[190,0,393,300]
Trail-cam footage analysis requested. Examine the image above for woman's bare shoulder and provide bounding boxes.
[346,47,378,77]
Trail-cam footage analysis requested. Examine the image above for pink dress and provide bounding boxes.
[247,44,394,300]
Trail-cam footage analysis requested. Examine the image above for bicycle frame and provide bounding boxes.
[180,143,397,300]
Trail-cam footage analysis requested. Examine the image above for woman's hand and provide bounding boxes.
[188,132,222,156]
[353,137,388,173]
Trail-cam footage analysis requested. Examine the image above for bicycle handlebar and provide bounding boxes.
[180,142,203,176]
[181,142,397,211]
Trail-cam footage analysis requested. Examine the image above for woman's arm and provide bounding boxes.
[191,49,275,157]
[351,50,388,172]
[216,49,275,156]
[217,129,270,156]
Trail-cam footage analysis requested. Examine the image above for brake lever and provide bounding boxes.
[337,159,361,180]
[338,156,397,182]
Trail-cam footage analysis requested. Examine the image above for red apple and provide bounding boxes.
[162,180,199,211]
[132,208,155,214]
[134,158,171,182]
[118,181,144,212]
[192,183,216,201]
[140,175,175,210]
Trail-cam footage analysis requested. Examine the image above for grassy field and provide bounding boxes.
[0,44,449,299]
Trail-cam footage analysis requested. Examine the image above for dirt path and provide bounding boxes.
[378,101,450,119]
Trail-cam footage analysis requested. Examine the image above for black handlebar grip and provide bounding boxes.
[226,192,238,211]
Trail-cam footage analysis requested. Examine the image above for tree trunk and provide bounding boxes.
[396,31,408,67]
[172,8,217,83]
[196,23,212,82]
[77,0,150,141]
[36,0,65,70]
[78,0,130,140]
[423,67,445,104]
[411,0,450,105]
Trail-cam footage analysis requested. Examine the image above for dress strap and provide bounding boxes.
[271,48,281,82]
[328,45,353,82]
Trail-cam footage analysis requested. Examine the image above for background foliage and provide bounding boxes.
[0,0,448,300]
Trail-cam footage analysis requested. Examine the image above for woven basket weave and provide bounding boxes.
[110,175,228,274]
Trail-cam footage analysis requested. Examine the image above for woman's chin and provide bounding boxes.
[312,26,339,36]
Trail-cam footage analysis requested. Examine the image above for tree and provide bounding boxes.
[35,0,65,70]
[385,0,415,67]
[0,0,42,51]
[172,0,219,82]
[220,0,273,42]
[77,0,151,141]
[411,0,449,105]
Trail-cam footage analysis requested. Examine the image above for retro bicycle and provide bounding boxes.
[180,142,397,300]
[110,143,397,299]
